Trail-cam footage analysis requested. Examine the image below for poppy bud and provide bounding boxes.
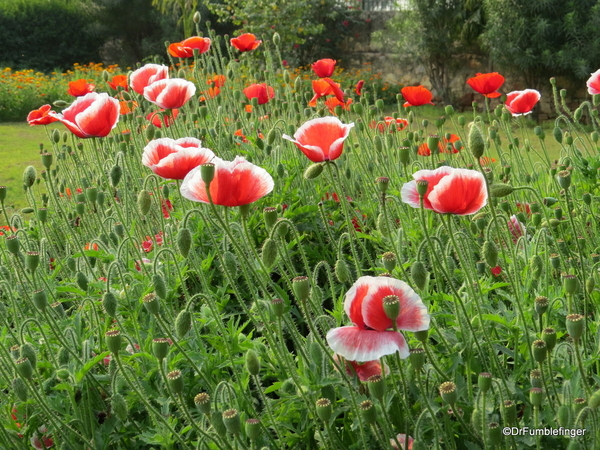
[137,190,151,215]
[16,357,33,380]
[566,314,584,342]
[261,238,278,268]
[588,390,600,409]
[439,381,457,405]
[374,135,383,152]
[153,273,167,300]
[304,163,324,179]
[469,124,485,158]
[175,309,192,338]
[532,340,547,364]
[482,240,498,268]
[245,349,260,376]
[529,255,543,279]
[292,276,310,301]
[445,105,455,116]
[410,261,428,290]
[23,165,37,188]
[272,32,280,46]
[175,227,192,258]
[553,127,563,144]
[489,184,514,198]
[334,258,350,283]
[105,329,121,355]
[167,370,184,395]
[75,271,88,291]
[101,291,117,317]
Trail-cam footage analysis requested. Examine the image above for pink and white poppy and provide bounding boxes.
[282,116,354,163]
[143,78,196,110]
[326,276,430,361]
[391,433,414,450]
[401,166,488,215]
[49,92,120,138]
[504,89,541,116]
[507,215,526,243]
[142,137,215,180]
[130,64,169,95]
[180,156,274,207]
[587,69,600,95]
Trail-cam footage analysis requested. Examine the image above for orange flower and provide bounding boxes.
[467,72,505,98]
[107,74,128,91]
[243,83,275,104]
[325,96,353,114]
[230,33,262,52]
[208,74,226,88]
[119,100,137,115]
[27,104,58,126]
[85,243,99,251]
[417,134,460,156]
[67,79,95,97]
[401,86,434,107]
[168,37,211,58]
[370,116,408,133]
[146,109,179,128]
[308,78,344,107]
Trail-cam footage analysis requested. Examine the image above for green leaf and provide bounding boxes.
[75,351,109,383]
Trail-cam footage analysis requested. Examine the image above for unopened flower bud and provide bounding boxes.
[175,309,192,338]
[245,349,260,376]
[292,276,310,301]
[468,124,485,158]
[102,291,118,317]
[16,357,33,380]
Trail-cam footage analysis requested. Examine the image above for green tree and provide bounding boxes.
[482,0,600,90]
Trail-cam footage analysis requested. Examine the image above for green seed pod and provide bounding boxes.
[382,294,400,321]
[76,271,88,291]
[532,340,547,364]
[153,273,167,300]
[245,349,260,376]
[530,387,543,408]
[360,400,377,424]
[105,330,121,355]
[557,404,570,427]
[5,235,19,255]
[137,190,152,215]
[110,165,122,188]
[223,408,241,435]
[111,393,128,421]
[177,228,192,257]
[152,337,169,361]
[382,252,396,272]
[102,291,118,317]
[409,347,426,371]
[542,327,556,352]
[478,372,492,393]
[271,298,284,317]
[563,273,578,295]
[15,357,33,380]
[175,310,192,338]
[439,381,458,405]
[334,258,350,283]
[261,238,278,268]
[195,393,211,415]
[143,293,160,315]
[304,163,324,179]
[502,400,517,426]
[566,314,584,342]
[12,377,28,401]
[367,374,386,401]
[32,289,48,311]
[245,418,261,441]
[411,261,428,290]
[316,398,332,422]
[482,240,498,268]
[586,276,595,293]
[167,370,184,395]
[468,124,485,158]
[589,390,600,408]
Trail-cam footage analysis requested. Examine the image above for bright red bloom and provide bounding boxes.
[129,64,169,95]
[142,137,215,180]
[325,96,352,114]
[355,79,364,96]
[168,36,211,58]
[27,104,58,126]
[282,116,354,163]
[243,83,275,105]
[312,59,336,78]
[230,33,262,51]
[143,78,196,109]
[491,266,502,276]
[180,156,274,207]
[49,92,120,138]
[326,276,430,361]
[467,72,505,98]
[308,78,344,106]
[370,116,408,133]
[146,109,179,128]
[107,74,128,91]
[401,166,488,215]
[401,86,434,107]
[505,89,540,116]
[67,79,95,97]
[586,69,600,95]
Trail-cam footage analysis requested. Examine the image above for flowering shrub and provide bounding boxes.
[1,26,600,450]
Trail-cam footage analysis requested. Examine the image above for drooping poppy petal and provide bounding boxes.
[508,215,526,243]
[180,156,274,207]
[146,109,179,128]
[326,326,409,361]
[49,92,120,138]
[130,64,169,95]
[323,78,345,102]
[337,357,388,382]
[355,79,364,96]
[142,137,214,180]
[400,166,455,209]
[325,96,352,114]
[143,78,196,110]
[504,89,540,116]
[282,116,354,162]
[401,86,434,107]
[230,33,262,52]
[467,72,505,98]
[426,168,488,215]
[67,79,95,97]
[107,74,128,91]
[586,69,600,95]
[312,59,336,78]
[27,105,58,126]
[243,83,275,105]
[168,37,211,58]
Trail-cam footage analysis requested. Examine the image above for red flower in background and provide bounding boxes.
[142,137,215,180]
[325,96,353,114]
[49,93,120,138]
[129,64,169,95]
[30,426,53,450]
[355,79,364,96]
[333,355,389,381]
[326,276,430,361]
[143,78,196,109]
[586,69,600,95]
[467,72,505,98]
[146,109,179,128]
[161,198,173,218]
[243,83,275,104]
[312,59,336,78]
[67,79,95,97]
[491,266,502,277]
[27,105,58,126]
[417,134,460,156]
[401,86,434,107]
[505,89,540,116]
[308,78,344,107]
[230,33,262,51]
[283,116,354,163]
[507,215,526,243]
[401,166,488,215]
[107,74,128,91]
[208,74,226,88]
[370,116,409,133]
[168,36,211,58]
[391,434,414,450]
[180,156,274,207]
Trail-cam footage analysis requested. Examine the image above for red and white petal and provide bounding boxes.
[283,116,353,162]
[326,326,409,361]
[343,278,372,328]
[209,156,274,206]
[401,166,454,209]
[130,64,169,95]
[175,137,203,148]
[428,168,488,215]
[587,69,600,95]
[505,89,540,116]
[73,94,120,137]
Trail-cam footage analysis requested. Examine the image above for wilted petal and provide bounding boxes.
[326,326,409,361]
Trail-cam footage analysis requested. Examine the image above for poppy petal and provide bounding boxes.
[326,326,409,361]
[427,168,488,215]
[400,166,454,210]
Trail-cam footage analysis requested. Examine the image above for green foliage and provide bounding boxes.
[482,0,600,88]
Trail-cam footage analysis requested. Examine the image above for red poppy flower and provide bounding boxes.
[27,104,58,126]
[355,79,364,96]
[0,225,16,236]
[401,86,434,107]
[180,156,274,207]
[586,69,600,95]
[143,78,196,110]
[199,87,220,102]
[312,59,336,78]
[49,92,120,138]
[308,78,343,107]
[391,434,414,450]
[208,74,226,88]
[370,116,409,133]
[504,89,540,116]
[129,64,169,95]
[85,243,99,251]
[508,215,526,243]
[325,96,353,114]
[333,354,388,382]
[467,72,505,98]
[168,36,211,58]
[31,426,53,450]
[282,116,354,163]
[243,83,275,105]
[401,166,488,215]
[146,109,179,128]
[417,134,460,156]
[491,266,502,277]
[107,74,128,91]
[67,79,95,97]
[161,198,173,218]
[230,33,262,52]
[142,137,215,180]
[516,202,531,217]
[326,276,430,361]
